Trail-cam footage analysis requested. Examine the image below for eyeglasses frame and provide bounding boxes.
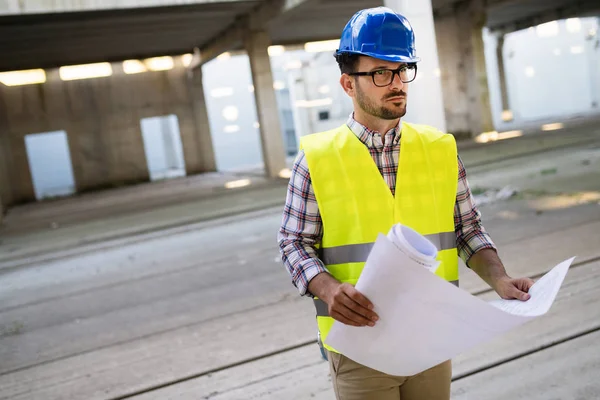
[348,64,418,87]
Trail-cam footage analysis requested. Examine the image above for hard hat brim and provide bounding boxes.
[336,50,420,64]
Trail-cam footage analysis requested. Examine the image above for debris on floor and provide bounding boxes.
[473,186,518,206]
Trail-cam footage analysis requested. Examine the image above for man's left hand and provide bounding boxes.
[493,276,535,301]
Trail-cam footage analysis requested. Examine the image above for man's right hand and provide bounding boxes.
[308,272,379,327]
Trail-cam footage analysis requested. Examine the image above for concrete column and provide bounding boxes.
[244,29,287,178]
[384,0,447,132]
[496,34,511,115]
[0,129,14,219]
[435,0,494,138]
[0,146,8,223]
[468,0,494,135]
[288,67,313,141]
[187,67,217,173]
[0,149,6,223]
[585,17,600,109]
[0,95,9,222]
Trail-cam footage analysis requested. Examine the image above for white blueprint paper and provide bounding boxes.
[325,225,575,376]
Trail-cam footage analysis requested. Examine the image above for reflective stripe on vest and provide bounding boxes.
[320,231,456,265]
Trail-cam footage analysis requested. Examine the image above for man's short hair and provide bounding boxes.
[334,52,360,75]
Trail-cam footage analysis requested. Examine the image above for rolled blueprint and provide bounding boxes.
[326,223,574,376]
[386,224,440,274]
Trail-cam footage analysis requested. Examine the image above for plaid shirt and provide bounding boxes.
[277,115,496,296]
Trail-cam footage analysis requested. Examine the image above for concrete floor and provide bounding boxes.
[0,123,599,399]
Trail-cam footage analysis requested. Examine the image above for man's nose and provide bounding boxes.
[389,71,404,91]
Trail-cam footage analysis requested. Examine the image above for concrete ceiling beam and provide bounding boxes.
[490,0,600,34]
[192,0,313,68]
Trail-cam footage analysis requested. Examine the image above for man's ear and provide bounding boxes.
[340,74,355,97]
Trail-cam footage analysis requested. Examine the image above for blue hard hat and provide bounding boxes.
[336,7,420,63]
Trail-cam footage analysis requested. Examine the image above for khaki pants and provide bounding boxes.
[328,351,451,400]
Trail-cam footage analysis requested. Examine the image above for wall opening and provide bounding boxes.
[140,115,186,181]
[24,131,76,200]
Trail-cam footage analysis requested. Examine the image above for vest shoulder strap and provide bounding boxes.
[300,122,456,157]
[299,125,349,154]
[402,122,454,144]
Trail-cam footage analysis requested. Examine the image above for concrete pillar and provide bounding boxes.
[435,0,494,138]
[0,128,13,220]
[0,148,7,223]
[0,149,6,223]
[244,29,287,178]
[0,97,8,222]
[586,17,600,109]
[187,67,217,173]
[384,0,447,132]
[496,34,511,116]
[468,0,494,135]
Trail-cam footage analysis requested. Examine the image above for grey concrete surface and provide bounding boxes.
[0,125,599,399]
[126,260,600,400]
[0,177,287,269]
[451,330,600,400]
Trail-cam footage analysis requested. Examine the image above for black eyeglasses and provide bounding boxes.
[349,64,418,87]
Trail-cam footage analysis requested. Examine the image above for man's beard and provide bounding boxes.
[355,83,407,120]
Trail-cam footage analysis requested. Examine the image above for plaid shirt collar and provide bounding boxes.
[346,113,402,148]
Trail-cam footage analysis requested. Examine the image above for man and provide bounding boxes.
[277,7,534,400]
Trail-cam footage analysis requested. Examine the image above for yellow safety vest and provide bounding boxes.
[300,122,459,353]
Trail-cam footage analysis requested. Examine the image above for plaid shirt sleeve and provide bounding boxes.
[455,155,497,264]
[277,150,326,297]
